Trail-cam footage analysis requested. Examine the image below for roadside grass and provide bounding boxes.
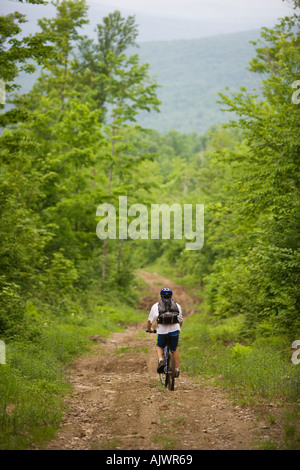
[141,261,202,293]
[91,437,121,450]
[0,289,146,450]
[153,434,177,450]
[256,439,278,450]
[180,312,300,449]
[138,262,203,311]
[114,345,149,355]
[114,345,132,354]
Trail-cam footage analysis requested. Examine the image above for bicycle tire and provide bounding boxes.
[164,351,169,388]
[169,374,175,391]
[168,351,175,391]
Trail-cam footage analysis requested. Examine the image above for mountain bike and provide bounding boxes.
[146,329,176,391]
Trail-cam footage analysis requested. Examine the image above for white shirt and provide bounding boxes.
[148,301,183,334]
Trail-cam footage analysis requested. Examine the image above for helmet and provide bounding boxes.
[160,287,173,298]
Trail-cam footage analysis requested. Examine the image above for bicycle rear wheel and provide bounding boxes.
[167,351,175,391]
[159,372,164,385]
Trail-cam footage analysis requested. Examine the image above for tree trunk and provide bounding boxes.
[102,238,107,282]
[102,125,115,282]
[118,238,122,271]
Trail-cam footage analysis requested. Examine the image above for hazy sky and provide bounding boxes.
[88,0,293,20]
[1,0,295,42]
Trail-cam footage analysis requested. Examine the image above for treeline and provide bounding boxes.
[0,0,299,448]
[1,0,299,363]
[0,0,162,340]
[1,0,299,344]
[1,0,160,448]
[144,12,300,341]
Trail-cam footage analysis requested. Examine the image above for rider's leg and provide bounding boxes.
[156,335,167,373]
[169,331,180,376]
[173,349,179,369]
[156,346,165,361]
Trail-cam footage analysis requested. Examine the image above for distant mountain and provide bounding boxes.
[1,1,276,134]
[135,30,263,134]
[11,29,263,135]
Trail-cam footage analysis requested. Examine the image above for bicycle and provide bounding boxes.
[146,329,176,391]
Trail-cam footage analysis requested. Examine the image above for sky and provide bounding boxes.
[87,0,293,21]
[1,0,295,42]
[88,0,294,40]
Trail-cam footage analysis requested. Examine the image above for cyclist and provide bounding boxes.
[146,287,183,378]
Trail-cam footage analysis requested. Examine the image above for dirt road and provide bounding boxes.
[47,271,258,450]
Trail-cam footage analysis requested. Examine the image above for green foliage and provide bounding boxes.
[0,10,52,93]
[230,343,252,360]
[0,278,24,337]
[150,13,300,340]
[0,282,145,449]
[43,252,79,298]
[0,1,157,449]
[0,319,85,449]
[180,313,299,402]
[1,0,299,450]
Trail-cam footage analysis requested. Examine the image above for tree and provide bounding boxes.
[99,52,160,281]
[213,13,300,336]
[0,1,54,126]
[0,0,57,335]
[73,10,139,117]
[75,12,161,282]
[283,0,300,9]
[37,0,89,107]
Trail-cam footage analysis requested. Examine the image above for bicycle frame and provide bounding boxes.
[160,336,176,391]
[145,329,176,391]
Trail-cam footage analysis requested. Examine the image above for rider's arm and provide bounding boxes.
[146,320,153,333]
[178,304,183,328]
[147,304,158,333]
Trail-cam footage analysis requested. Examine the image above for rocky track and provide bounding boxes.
[47,271,257,450]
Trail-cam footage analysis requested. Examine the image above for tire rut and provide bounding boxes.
[47,272,257,450]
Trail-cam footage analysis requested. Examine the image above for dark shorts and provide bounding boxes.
[156,331,179,352]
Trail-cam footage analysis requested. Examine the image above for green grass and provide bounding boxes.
[256,439,278,450]
[114,346,132,354]
[153,434,177,450]
[144,260,184,284]
[114,345,149,355]
[140,260,203,301]
[180,311,300,449]
[91,436,121,450]
[0,289,146,450]
[0,328,80,450]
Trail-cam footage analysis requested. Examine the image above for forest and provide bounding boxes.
[0,0,299,451]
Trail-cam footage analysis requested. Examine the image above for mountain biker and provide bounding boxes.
[146,287,183,378]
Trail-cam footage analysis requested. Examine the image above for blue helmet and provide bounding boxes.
[160,287,173,298]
